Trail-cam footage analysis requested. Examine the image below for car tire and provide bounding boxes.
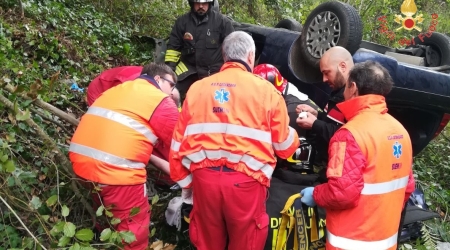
[275,18,302,32]
[411,32,450,67]
[299,1,363,67]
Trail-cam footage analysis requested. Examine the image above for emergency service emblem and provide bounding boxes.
[393,141,403,159]
[183,32,194,41]
[394,0,424,31]
[214,88,230,104]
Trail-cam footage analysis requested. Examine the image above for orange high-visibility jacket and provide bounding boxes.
[169,61,300,188]
[69,76,178,185]
[313,95,414,250]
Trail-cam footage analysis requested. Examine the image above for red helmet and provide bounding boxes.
[253,64,288,93]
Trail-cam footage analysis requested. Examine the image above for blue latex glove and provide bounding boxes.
[300,187,316,207]
[70,83,85,92]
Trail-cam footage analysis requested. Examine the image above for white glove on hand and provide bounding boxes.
[181,188,193,205]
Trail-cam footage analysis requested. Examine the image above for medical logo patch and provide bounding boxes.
[214,88,230,104]
[393,141,402,159]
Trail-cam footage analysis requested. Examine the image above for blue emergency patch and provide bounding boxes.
[393,141,402,159]
[214,88,230,104]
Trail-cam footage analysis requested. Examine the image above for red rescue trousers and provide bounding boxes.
[91,183,150,250]
[189,167,269,250]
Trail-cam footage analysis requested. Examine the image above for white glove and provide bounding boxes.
[181,188,193,205]
[165,196,183,229]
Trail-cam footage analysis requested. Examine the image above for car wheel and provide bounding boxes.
[411,32,450,67]
[275,18,302,32]
[299,1,363,67]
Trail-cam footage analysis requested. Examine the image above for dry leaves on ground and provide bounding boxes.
[148,240,177,250]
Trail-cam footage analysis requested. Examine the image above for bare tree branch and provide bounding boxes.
[3,83,80,126]
[18,0,24,18]
[0,92,95,226]
[0,195,47,249]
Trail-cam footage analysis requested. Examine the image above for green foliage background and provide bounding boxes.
[0,0,449,249]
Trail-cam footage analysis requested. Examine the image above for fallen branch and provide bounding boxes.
[0,92,95,225]
[0,93,72,173]
[15,0,25,19]
[0,195,48,250]
[30,106,73,135]
[3,83,80,126]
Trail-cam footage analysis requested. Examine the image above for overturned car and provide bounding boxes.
[151,0,449,247]
[232,1,450,156]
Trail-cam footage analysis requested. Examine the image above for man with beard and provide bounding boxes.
[296,46,354,179]
[165,0,234,101]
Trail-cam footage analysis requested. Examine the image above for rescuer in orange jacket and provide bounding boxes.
[169,31,300,250]
[86,65,181,121]
[298,60,415,250]
[69,63,179,250]
[85,66,181,186]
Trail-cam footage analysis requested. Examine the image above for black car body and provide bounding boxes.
[232,15,450,157]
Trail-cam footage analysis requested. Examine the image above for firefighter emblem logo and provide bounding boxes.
[394,0,424,31]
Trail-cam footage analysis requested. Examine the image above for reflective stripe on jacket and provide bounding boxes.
[69,77,169,185]
[169,61,300,188]
[313,95,414,250]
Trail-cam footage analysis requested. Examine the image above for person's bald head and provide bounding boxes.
[319,46,354,90]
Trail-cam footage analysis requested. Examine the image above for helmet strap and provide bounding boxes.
[282,81,289,96]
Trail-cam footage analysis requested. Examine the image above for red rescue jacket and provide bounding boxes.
[86,66,143,106]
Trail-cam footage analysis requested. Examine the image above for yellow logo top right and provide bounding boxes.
[377,0,438,46]
[394,0,424,31]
